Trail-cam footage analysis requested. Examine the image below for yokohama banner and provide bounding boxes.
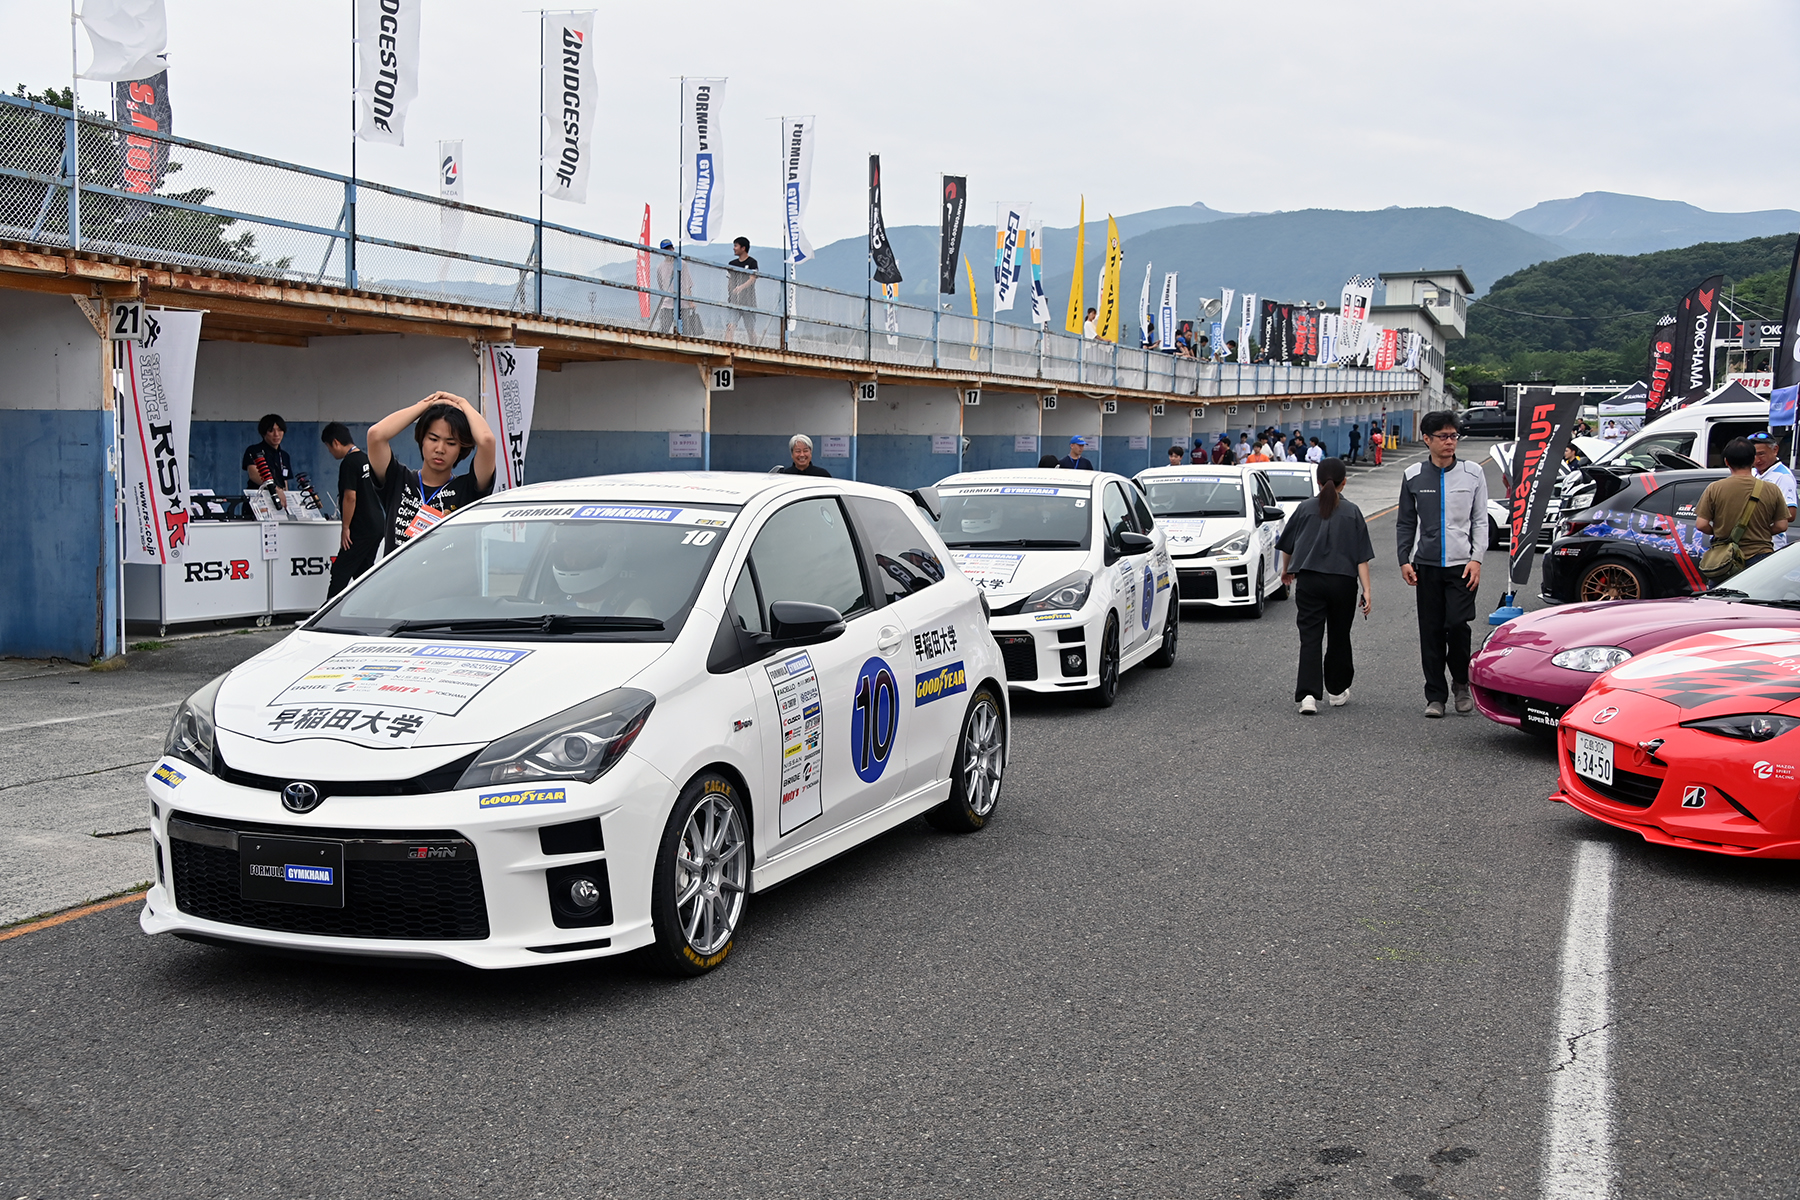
[783,116,815,266]
[681,77,727,242]
[1673,274,1724,404]
[938,176,967,294]
[1772,238,1800,427]
[121,308,201,565]
[356,0,420,146]
[480,344,540,492]
[542,12,597,203]
[1507,386,1582,588]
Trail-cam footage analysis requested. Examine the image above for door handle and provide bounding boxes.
[877,625,903,653]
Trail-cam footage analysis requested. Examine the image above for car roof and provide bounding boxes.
[1247,461,1312,472]
[476,471,900,508]
[1135,465,1250,479]
[936,467,1115,487]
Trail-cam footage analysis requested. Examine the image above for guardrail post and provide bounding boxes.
[932,304,940,369]
[865,290,873,362]
[532,220,543,316]
[64,111,79,251]
[344,179,357,289]
[675,247,684,337]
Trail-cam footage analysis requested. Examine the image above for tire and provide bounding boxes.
[1088,616,1121,707]
[1576,556,1649,603]
[648,771,750,977]
[1240,568,1266,620]
[1149,586,1180,667]
[927,687,1007,833]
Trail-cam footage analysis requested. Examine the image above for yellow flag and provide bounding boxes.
[1096,215,1123,342]
[1064,195,1086,335]
[964,255,980,360]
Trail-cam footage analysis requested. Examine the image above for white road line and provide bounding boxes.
[0,701,177,735]
[1542,839,1617,1199]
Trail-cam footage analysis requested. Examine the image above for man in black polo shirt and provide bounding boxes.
[727,236,758,343]
[320,421,385,597]
[1058,436,1095,470]
[242,413,292,508]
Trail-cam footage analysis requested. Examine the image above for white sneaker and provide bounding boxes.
[1298,695,1318,715]
[1326,690,1349,707]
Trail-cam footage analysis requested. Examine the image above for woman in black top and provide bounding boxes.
[1277,458,1375,715]
[367,392,497,553]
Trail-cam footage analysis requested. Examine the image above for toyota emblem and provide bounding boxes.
[1590,707,1618,725]
[281,781,322,813]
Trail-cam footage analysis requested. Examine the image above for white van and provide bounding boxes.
[1596,388,1769,470]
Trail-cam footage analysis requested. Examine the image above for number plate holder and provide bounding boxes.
[1574,731,1614,787]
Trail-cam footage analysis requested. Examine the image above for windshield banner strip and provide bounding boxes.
[938,486,1090,497]
[466,504,736,527]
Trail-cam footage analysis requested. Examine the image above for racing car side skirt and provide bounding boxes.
[751,777,954,893]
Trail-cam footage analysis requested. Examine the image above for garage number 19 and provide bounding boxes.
[851,658,899,783]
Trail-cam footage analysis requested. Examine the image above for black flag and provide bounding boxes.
[1772,238,1800,428]
[112,69,173,196]
[1665,273,1723,414]
[868,156,902,288]
[1643,312,1678,423]
[1507,386,1583,589]
[938,175,966,294]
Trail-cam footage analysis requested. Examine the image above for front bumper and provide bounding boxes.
[1468,643,1592,730]
[138,750,674,968]
[1171,554,1257,607]
[987,609,1104,693]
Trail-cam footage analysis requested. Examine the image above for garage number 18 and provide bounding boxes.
[851,658,899,783]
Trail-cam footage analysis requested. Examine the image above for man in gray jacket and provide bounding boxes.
[1396,411,1487,717]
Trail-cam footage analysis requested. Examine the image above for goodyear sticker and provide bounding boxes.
[915,661,968,706]
[1155,570,1171,593]
[1032,612,1074,622]
[151,763,186,788]
[477,787,569,809]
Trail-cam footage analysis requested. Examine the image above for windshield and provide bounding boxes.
[1142,477,1246,518]
[1260,472,1314,501]
[935,486,1092,549]
[1708,543,1800,604]
[310,501,738,639]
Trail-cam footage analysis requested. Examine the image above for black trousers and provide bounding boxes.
[327,537,378,599]
[1414,562,1478,702]
[1294,570,1359,701]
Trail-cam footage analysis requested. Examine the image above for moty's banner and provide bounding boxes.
[1507,386,1582,588]
[783,116,815,266]
[681,77,726,242]
[121,308,201,565]
[436,138,463,278]
[356,0,420,146]
[113,70,172,196]
[939,176,967,294]
[1158,273,1178,351]
[993,203,1028,312]
[1771,237,1800,428]
[636,204,653,321]
[480,343,540,492]
[869,156,902,287]
[542,12,596,203]
[1644,312,1678,422]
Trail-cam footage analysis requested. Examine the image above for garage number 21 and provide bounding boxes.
[852,658,900,783]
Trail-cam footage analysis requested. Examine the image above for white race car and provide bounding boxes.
[140,473,1008,973]
[1248,461,1319,520]
[932,469,1178,706]
[1135,465,1287,617]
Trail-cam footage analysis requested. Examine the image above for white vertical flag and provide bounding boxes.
[436,140,464,269]
[1337,276,1376,364]
[79,0,168,82]
[1239,292,1257,361]
[1028,223,1051,326]
[1158,273,1178,350]
[355,0,420,146]
[992,203,1028,312]
[1138,262,1153,344]
[120,308,201,565]
[1219,288,1235,347]
[480,344,541,492]
[682,77,727,242]
[542,12,597,203]
[783,116,815,265]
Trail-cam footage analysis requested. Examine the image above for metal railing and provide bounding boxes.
[0,94,1423,399]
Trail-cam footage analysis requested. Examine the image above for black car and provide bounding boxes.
[1540,468,1726,604]
[1460,403,1512,438]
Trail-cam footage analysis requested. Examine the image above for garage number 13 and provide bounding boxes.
[851,658,899,783]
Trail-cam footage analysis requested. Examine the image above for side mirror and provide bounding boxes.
[1117,531,1154,554]
[1261,506,1285,523]
[769,600,846,646]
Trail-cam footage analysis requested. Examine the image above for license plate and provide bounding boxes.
[1574,732,1614,787]
[1522,699,1566,729]
[240,834,345,909]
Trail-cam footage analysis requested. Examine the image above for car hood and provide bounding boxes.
[1488,597,1800,656]
[1158,517,1250,555]
[213,630,671,755]
[1592,627,1800,717]
[946,548,1091,602]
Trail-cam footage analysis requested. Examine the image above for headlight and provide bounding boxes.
[456,688,655,789]
[164,673,225,772]
[1682,713,1800,742]
[1550,646,1632,673]
[1022,570,1092,613]
[1205,531,1251,557]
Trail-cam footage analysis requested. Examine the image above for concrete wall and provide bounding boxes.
[857,384,961,490]
[710,375,853,476]
[962,391,1043,474]
[530,359,708,481]
[1041,398,1103,471]
[1100,402,1152,479]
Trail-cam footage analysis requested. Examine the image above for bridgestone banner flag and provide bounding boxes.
[1772,239,1800,428]
[480,344,540,493]
[681,77,726,242]
[541,12,596,203]
[1507,386,1582,588]
[939,176,967,294]
[356,0,420,146]
[112,71,172,195]
[121,308,201,566]
[783,116,815,266]
[993,204,1028,312]
[869,157,902,287]
[1158,274,1178,351]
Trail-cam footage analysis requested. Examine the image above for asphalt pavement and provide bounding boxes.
[5,447,1798,1199]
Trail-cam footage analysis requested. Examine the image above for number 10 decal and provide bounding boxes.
[851,657,899,783]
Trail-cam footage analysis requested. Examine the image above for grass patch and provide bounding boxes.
[129,640,164,652]
[88,655,129,672]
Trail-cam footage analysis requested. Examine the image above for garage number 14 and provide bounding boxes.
[852,658,899,783]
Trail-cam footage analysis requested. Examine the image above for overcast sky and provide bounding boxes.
[5,0,1796,249]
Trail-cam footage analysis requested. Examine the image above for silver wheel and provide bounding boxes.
[674,793,747,958]
[962,695,1004,817]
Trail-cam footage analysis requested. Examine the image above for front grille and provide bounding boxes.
[169,813,489,940]
[1567,754,1663,808]
[994,634,1038,681]
[1177,568,1218,600]
[213,747,478,803]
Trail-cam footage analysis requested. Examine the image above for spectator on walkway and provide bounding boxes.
[779,434,831,477]
[1083,308,1097,339]
[1397,410,1488,718]
[1749,431,1798,551]
[1279,457,1374,715]
[1059,437,1096,470]
[1696,437,1787,571]
[726,236,758,343]
[653,239,677,333]
[1347,423,1362,464]
[1196,335,1212,359]
[1225,339,1239,361]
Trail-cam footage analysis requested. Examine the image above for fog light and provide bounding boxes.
[1233,579,1249,596]
[1061,649,1085,677]
[565,876,601,914]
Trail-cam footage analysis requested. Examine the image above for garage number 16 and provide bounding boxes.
[851,658,899,783]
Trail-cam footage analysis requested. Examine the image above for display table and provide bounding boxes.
[125,519,343,634]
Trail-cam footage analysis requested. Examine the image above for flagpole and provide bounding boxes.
[68,0,79,251]
[780,117,790,351]
[674,76,683,337]
[347,0,357,287]
[933,174,942,370]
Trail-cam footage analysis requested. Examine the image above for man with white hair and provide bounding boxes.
[779,433,832,477]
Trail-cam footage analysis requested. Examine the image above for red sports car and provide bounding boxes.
[1552,626,1800,858]
[1472,544,1800,734]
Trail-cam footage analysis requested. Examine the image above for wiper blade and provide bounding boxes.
[388,614,665,634]
[946,538,1082,548]
[1738,597,1800,609]
[1704,587,1749,598]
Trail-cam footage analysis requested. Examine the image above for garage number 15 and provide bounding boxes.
[852,658,899,783]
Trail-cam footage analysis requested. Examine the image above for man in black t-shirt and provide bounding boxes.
[320,422,386,596]
[242,413,292,508]
[777,434,831,477]
[367,392,498,554]
[727,236,758,343]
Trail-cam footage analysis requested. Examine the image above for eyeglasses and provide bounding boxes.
[1428,431,1462,441]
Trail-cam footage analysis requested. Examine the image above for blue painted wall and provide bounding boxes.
[524,431,704,481]
[4,410,104,661]
[710,433,855,478]
[1101,436,1150,479]
[963,434,1047,473]
[858,436,958,490]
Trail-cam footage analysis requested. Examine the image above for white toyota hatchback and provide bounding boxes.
[1248,462,1320,520]
[1134,465,1287,618]
[931,468,1177,706]
[140,474,1008,973]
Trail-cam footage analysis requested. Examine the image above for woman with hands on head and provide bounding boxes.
[366,391,498,554]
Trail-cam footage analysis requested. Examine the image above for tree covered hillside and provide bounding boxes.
[1449,234,1796,388]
